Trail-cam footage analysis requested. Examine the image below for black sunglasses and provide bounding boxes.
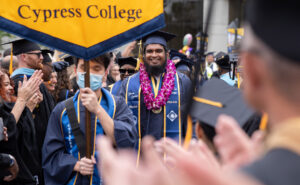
[26,52,42,58]
[119,69,136,74]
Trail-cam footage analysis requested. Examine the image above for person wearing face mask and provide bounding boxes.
[42,53,137,185]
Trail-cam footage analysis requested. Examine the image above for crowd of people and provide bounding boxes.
[0,0,299,185]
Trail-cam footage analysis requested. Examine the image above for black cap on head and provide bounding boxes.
[190,78,255,129]
[52,61,69,72]
[205,51,215,56]
[215,51,230,70]
[245,0,300,62]
[169,49,193,71]
[2,39,41,55]
[42,49,54,64]
[142,30,176,48]
[58,53,76,65]
[117,57,137,68]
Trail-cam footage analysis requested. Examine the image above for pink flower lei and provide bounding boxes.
[139,60,176,110]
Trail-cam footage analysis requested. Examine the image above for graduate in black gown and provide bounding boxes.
[8,39,55,161]
[0,101,41,185]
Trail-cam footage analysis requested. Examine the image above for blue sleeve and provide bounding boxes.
[42,102,78,185]
[117,78,129,99]
[113,96,137,149]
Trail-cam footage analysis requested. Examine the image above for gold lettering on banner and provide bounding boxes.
[18,4,143,23]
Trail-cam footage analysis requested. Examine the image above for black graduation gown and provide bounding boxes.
[12,74,55,158]
[243,148,300,185]
[0,102,41,185]
[57,88,74,104]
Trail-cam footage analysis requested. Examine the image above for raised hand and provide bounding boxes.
[214,115,260,170]
[80,88,100,114]
[17,70,43,102]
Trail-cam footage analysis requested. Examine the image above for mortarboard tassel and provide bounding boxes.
[183,115,193,149]
[237,72,241,89]
[259,113,268,130]
[193,96,224,108]
[135,40,143,71]
[9,44,13,75]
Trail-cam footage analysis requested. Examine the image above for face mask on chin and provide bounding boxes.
[76,72,103,91]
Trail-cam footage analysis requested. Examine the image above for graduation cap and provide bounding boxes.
[205,51,215,56]
[170,49,187,60]
[169,49,194,71]
[245,0,300,63]
[190,77,255,130]
[42,49,54,64]
[215,51,230,70]
[58,53,76,65]
[52,61,69,72]
[142,30,176,47]
[117,57,137,68]
[2,39,41,55]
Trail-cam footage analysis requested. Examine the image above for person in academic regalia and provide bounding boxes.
[214,51,236,86]
[7,39,55,164]
[42,53,137,185]
[52,54,75,103]
[108,57,137,95]
[189,77,259,153]
[169,49,194,79]
[118,31,192,151]
[161,0,300,185]
[0,88,42,185]
[41,49,57,104]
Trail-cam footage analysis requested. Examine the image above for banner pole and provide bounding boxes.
[84,60,92,159]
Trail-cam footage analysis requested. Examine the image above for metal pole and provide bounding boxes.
[84,60,91,159]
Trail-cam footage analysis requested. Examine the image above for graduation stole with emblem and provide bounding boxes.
[126,72,182,165]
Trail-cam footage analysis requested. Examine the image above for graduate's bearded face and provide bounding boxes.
[76,59,106,76]
[144,44,169,76]
[24,50,44,70]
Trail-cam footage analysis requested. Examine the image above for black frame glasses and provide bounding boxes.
[119,69,136,74]
[26,52,42,58]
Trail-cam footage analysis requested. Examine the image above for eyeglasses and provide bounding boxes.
[119,69,136,74]
[26,52,42,58]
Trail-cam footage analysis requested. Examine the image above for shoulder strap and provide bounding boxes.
[65,97,86,157]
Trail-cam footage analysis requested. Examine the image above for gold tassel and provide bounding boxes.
[9,44,13,75]
[193,96,224,108]
[259,113,268,130]
[183,115,193,149]
[237,72,241,89]
[135,40,143,70]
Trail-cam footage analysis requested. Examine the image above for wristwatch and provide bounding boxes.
[8,154,15,167]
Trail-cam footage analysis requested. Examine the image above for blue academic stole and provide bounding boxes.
[126,72,182,164]
[60,88,116,185]
[109,80,122,95]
